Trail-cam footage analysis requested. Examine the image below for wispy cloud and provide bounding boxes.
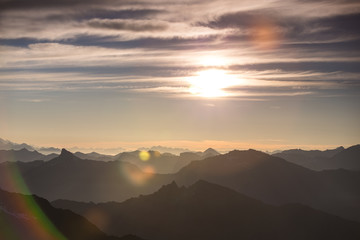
[0,0,359,99]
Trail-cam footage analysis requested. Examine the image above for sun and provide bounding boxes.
[188,69,237,98]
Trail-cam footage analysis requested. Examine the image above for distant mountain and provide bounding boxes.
[200,147,220,158]
[327,144,360,170]
[0,149,171,202]
[73,148,219,174]
[53,180,360,240]
[0,188,129,240]
[273,145,359,170]
[0,137,62,154]
[138,145,190,155]
[115,148,218,174]
[0,148,58,163]
[2,148,359,222]
[38,147,62,154]
[0,138,35,151]
[172,149,360,222]
[115,150,184,173]
[74,152,114,162]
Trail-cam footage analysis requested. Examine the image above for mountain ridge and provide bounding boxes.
[53,180,360,240]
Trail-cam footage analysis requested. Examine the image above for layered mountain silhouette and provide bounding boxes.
[274,145,360,171]
[0,149,170,202]
[0,188,143,240]
[53,180,360,240]
[328,144,360,170]
[74,152,114,162]
[1,147,359,222]
[0,148,58,163]
[138,146,190,155]
[0,138,35,151]
[114,148,219,174]
[172,149,360,222]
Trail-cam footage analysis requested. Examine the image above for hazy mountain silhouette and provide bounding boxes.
[74,152,114,162]
[53,180,360,240]
[0,137,61,154]
[274,145,359,170]
[73,148,219,174]
[172,149,360,222]
[0,137,35,151]
[138,146,190,155]
[0,149,170,202]
[0,148,58,163]
[115,148,218,174]
[201,147,220,158]
[0,188,136,240]
[1,148,359,222]
[327,144,360,170]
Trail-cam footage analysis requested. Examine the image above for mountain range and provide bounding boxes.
[53,180,360,240]
[274,145,360,171]
[1,146,359,222]
[114,148,219,173]
[0,137,61,153]
[0,145,220,174]
[0,148,58,163]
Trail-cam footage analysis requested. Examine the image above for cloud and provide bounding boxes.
[0,0,359,100]
[45,9,165,22]
[199,10,360,42]
[229,61,360,73]
[0,0,132,11]
[87,19,168,32]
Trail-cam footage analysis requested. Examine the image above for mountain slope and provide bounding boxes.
[273,146,344,170]
[273,145,360,171]
[53,180,360,240]
[0,188,125,240]
[172,149,360,221]
[327,144,360,170]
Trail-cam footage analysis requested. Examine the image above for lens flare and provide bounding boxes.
[121,163,154,186]
[139,151,151,161]
[84,208,109,231]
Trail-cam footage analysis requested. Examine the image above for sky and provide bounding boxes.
[0,0,359,153]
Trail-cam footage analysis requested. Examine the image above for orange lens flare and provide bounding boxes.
[121,162,154,186]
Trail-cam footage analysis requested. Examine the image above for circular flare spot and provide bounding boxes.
[139,151,150,161]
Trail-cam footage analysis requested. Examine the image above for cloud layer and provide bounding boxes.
[0,0,359,99]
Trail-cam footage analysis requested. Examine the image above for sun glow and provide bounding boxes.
[188,69,238,98]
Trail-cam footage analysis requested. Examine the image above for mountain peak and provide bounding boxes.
[203,148,219,155]
[57,148,78,161]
